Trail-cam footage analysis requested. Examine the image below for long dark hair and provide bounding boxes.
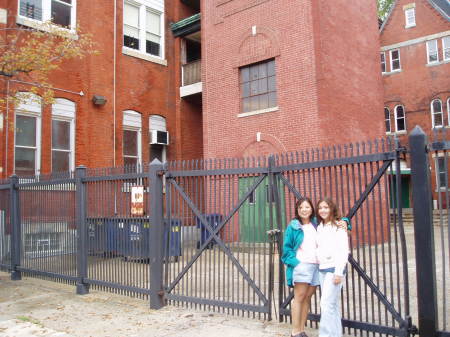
[316,197,341,225]
[294,197,315,225]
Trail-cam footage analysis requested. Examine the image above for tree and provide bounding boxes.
[0,21,97,106]
[377,0,395,20]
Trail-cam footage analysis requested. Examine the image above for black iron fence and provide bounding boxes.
[0,127,448,337]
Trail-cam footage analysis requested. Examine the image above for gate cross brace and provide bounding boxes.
[166,175,269,305]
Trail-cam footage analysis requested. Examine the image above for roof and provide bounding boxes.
[380,0,450,32]
[171,13,201,37]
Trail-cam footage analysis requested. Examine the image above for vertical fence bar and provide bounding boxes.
[149,159,165,309]
[76,166,89,295]
[409,126,438,336]
[10,175,21,281]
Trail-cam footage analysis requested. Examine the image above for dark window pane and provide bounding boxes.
[241,68,249,83]
[52,120,70,150]
[150,144,163,162]
[392,60,400,70]
[124,156,137,167]
[258,78,267,93]
[396,106,404,118]
[429,53,438,62]
[250,65,259,80]
[397,118,405,131]
[52,150,70,172]
[438,158,447,188]
[146,40,160,56]
[16,115,36,147]
[242,97,251,113]
[259,94,269,110]
[267,60,275,76]
[124,35,139,50]
[434,114,443,127]
[392,50,399,59]
[384,108,390,119]
[250,80,259,96]
[15,147,36,176]
[385,120,391,132]
[241,83,250,98]
[20,0,43,20]
[250,96,259,111]
[51,0,71,27]
[268,75,276,92]
[381,62,386,73]
[123,130,137,156]
[433,100,442,113]
[268,91,277,107]
[258,62,267,78]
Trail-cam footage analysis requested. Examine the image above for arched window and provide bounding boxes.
[123,110,142,168]
[52,98,76,172]
[384,107,391,133]
[431,99,443,128]
[14,92,41,176]
[149,115,167,163]
[394,105,406,132]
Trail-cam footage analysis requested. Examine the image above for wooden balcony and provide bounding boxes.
[182,60,201,86]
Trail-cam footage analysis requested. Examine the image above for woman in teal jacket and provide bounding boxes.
[282,197,350,337]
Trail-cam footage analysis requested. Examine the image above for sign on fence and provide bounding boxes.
[131,186,144,216]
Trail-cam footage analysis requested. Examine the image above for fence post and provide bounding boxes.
[9,174,21,281]
[409,126,438,336]
[149,159,165,309]
[75,166,89,295]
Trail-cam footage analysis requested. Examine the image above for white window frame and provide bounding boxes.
[443,36,450,61]
[14,93,42,176]
[17,0,77,31]
[404,8,416,28]
[448,98,450,126]
[123,110,142,167]
[394,105,406,132]
[431,99,443,128]
[390,49,401,71]
[384,107,391,133]
[426,40,439,64]
[123,0,165,62]
[149,115,167,163]
[381,52,387,73]
[51,98,75,172]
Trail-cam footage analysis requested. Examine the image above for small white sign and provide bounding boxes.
[131,186,144,216]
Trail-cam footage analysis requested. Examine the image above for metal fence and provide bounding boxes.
[0,127,448,337]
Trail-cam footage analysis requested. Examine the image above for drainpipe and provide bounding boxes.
[113,0,117,167]
[5,80,10,176]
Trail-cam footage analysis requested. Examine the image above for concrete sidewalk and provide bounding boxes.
[0,272,345,337]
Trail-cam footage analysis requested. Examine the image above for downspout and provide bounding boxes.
[113,0,117,167]
[5,80,10,176]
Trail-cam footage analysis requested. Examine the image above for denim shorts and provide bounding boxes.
[292,262,320,286]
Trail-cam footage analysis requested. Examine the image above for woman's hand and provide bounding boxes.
[333,275,343,285]
[337,220,347,231]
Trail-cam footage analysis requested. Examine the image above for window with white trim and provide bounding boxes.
[123,110,142,168]
[52,99,75,172]
[18,0,77,29]
[436,157,447,189]
[448,98,450,126]
[404,8,416,28]
[123,0,164,58]
[443,36,450,61]
[390,49,401,71]
[427,40,439,64]
[384,107,391,133]
[395,105,406,132]
[149,115,167,163]
[381,52,386,73]
[14,93,41,176]
[431,99,443,128]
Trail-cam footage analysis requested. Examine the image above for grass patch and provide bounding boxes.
[16,316,43,327]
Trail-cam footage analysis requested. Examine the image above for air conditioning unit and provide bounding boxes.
[150,130,169,145]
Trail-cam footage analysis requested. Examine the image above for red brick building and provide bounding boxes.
[0,0,201,178]
[380,0,450,208]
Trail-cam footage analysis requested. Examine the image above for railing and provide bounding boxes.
[182,59,201,86]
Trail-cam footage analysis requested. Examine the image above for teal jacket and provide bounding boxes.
[281,217,350,287]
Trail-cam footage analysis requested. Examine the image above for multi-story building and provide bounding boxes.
[0,0,202,178]
[380,0,450,208]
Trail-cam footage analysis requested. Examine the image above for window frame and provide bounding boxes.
[404,7,416,28]
[443,36,450,62]
[390,49,401,71]
[384,107,391,133]
[435,156,447,190]
[448,98,450,126]
[17,0,77,31]
[123,110,142,168]
[426,39,439,64]
[381,52,387,73]
[149,114,167,163]
[394,105,406,132]
[431,99,444,129]
[123,0,165,61]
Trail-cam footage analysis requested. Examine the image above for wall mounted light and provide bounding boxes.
[92,95,107,106]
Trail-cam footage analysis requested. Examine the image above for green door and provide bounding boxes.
[389,175,411,208]
[238,176,285,243]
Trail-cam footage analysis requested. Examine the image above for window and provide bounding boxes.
[123,0,164,58]
[431,99,443,128]
[405,8,416,28]
[443,36,450,61]
[384,107,391,133]
[395,105,406,132]
[149,115,167,163]
[123,110,142,168]
[448,98,450,125]
[390,49,401,71]
[18,0,76,29]
[427,40,439,64]
[14,93,41,176]
[436,157,447,189]
[381,52,386,73]
[240,59,277,113]
[52,99,75,172]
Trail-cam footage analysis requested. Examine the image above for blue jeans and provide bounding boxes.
[319,271,343,337]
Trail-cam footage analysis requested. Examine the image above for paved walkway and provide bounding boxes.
[0,272,352,337]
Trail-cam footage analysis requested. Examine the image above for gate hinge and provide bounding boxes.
[405,316,418,336]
